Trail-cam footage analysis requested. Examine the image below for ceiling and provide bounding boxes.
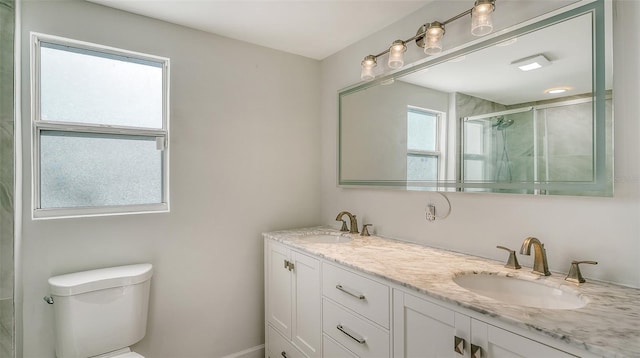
[86,0,611,105]
[87,0,430,60]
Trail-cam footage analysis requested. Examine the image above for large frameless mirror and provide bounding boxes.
[339,0,612,196]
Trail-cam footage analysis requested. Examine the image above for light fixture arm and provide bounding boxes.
[442,8,473,26]
[372,48,390,59]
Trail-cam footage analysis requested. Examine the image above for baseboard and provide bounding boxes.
[220,344,265,358]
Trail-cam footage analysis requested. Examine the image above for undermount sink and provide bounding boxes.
[453,273,587,310]
[301,234,353,244]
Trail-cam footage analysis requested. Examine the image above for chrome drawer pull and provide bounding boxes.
[336,324,366,344]
[336,284,366,300]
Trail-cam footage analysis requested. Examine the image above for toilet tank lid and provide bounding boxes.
[48,263,153,296]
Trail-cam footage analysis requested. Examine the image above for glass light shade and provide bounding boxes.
[360,55,377,81]
[423,23,444,55]
[388,40,406,69]
[424,36,443,55]
[471,1,495,36]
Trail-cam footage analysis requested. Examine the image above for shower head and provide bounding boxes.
[493,116,514,130]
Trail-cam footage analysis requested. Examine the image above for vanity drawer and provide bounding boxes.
[323,334,358,358]
[322,262,390,328]
[323,298,390,358]
[268,325,305,358]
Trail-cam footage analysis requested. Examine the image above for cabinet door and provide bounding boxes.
[471,320,577,358]
[291,251,321,358]
[268,325,306,358]
[394,290,471,358]
[267,241,293,338]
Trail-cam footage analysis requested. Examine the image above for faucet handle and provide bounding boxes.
[496,246,521,270]
[337,219,349,232]
[565,260,598,284]
[361,224,372,236]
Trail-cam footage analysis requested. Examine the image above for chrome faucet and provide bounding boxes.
[519,237,551,276]
[336,211,359,234]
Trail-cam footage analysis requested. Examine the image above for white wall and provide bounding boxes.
[320,0,640,288]
[341,81,448,181]
[20,1,321,357]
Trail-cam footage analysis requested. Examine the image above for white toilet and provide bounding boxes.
[47,263,153,358]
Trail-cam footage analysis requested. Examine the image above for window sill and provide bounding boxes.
[32,203,169,220]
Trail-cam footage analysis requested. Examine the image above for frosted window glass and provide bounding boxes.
[464,122,485,155]
[40,131,162,208]
[407,110,437,151]
[40,43,163,129]
[407,155,438,181]
[464,159,485,181]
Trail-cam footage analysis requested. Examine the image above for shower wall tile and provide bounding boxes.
[455,92,506,119]
[545,103,593,157]
[539,100,606,183]
[0,298,12,358]
[0,122,13,300]
[0,207,12,300]
[0,0,15,356]
[504,111,535,182]
[548,156,593,181]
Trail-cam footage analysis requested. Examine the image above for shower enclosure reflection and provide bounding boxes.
[462,96,612,194]
[464,111,525,184]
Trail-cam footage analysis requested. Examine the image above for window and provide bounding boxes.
[462,121,487,181]
[32,33,170,218]
[406,107,443,181]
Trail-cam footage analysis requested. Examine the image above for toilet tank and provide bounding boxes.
[48,264,153,358]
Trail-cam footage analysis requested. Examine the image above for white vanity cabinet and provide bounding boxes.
[264,236,603,358]
[265,240,321,358]
[393,290,580,358]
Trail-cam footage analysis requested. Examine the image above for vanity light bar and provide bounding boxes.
[360,0,496,81]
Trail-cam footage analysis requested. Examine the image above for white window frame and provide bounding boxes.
[30,33,171,219]
[461,120,490,181]
[406,106,447,182]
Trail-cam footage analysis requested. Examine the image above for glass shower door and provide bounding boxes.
[462,107,535,185]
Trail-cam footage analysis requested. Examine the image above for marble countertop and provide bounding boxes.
[264,227,640,358]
